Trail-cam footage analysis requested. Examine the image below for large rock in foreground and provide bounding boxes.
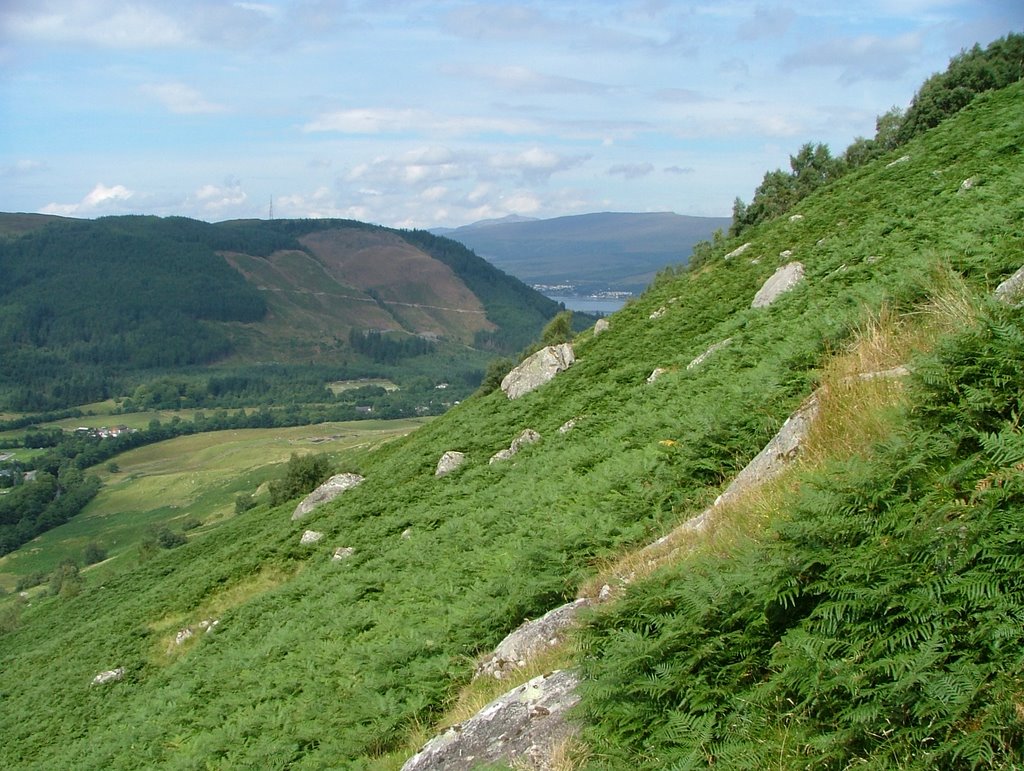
[402,670,580,771]
[291,473,365,520]
[501,344,575,400]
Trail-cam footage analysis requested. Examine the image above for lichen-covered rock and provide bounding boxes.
[434,451,466,477]
[291,473,364,520]
[995,265,1024,305]
[402,670,580,771]
[649,306,667,320]
[511,429,540,452]
[558,418,579,434]
[501,344,575,400]
[715,390,820,509]
[476,600,592,680]
[646,367,667,384]
[687,338,732,370]
[489,448,515,464]
[960,176,979,191]
[174,627,194,646]
[300,529,324,545]
[490,429,542,464]
[788,214,804,222]
[91,668,124,686]
[332,546,355,561]
[723,242,751,260]
[751,262,805,308]
[593,318,610,336]
[886,154,910,168]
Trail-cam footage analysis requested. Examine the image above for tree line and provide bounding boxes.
[728,33,1024,238]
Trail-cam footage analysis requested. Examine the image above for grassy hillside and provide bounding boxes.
[0,419,427,592]
[0,80,1021,770]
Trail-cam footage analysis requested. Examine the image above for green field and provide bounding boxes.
[0,418,427,592]
[327,378,400,394]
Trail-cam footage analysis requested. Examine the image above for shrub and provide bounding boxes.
[268,453,332,507]
[82,541,108,565]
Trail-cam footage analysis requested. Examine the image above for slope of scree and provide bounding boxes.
[0,82,1021,770]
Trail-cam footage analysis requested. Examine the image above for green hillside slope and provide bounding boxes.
[0,81,1021,770]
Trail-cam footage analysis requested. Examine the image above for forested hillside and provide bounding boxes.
[0,42,1021,769]
[0,216,561,410]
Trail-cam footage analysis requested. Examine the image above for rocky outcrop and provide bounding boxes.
[723,242,751,260]
[291,473,365,520]
[475,599,592,680]
[640,389,823,546]
[995,265,1024,305]
[715,391,820,509]
[649,307,667,319]
[332,547,355,561]
[687,338,732,370]
[501,344,575,400]
[435,451,467,477]
[594,318,610,336]
[558,418,579,434]
[751,261,805,308]
[646,367,668,384]
[170,619,219,652]
[886,154,910,168]
[91,668,124,686]
[401,670,580,771]
[300,529,324,545]
[490,429,541,464]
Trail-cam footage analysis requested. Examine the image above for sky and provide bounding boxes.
[1,1,1021,229]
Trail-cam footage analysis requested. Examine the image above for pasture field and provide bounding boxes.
[0,417,427,592]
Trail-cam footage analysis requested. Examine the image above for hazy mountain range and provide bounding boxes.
[434,211,731,294]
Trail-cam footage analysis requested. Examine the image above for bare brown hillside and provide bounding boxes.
[219,226,496,363]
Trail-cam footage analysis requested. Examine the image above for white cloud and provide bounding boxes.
[608,163,654,180]
[441,4,563,42]
[0,0,305,49]
[192,180,247,213]
[489,147,591,183]
[3,0,187,48]
[781,33,922,83]
[345,146,467,190]
[303,107,539,137]
[421,185,448,202]
[140,82,227,114]
[41,182,134,215]
[737,5,796,42]
[1,159,47,176]
[441,63,612,96]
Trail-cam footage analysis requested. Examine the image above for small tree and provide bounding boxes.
[269,453,332,507]
[82,541,108,565]
[48,559,83,598]
[541,310,574,346]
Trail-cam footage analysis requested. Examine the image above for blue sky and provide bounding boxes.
[1,1,1021,228]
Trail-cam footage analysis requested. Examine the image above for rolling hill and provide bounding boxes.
[436,211,732,294]
[0,216,561,410]
[0,65,1021,770]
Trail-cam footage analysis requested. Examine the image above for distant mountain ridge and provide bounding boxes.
[435,211,731,293]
